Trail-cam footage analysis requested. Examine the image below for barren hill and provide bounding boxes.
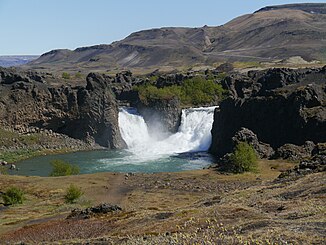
[26,3,326,73]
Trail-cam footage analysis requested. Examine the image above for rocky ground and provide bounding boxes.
[0,160,325,244]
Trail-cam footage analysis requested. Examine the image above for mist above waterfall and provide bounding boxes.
[118,106,216,162]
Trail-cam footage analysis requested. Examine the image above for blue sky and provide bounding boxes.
[0,0,324,55]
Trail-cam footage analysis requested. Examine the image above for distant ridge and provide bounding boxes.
[0,55,39,67]
[256,3,326,14]
[26,3,326,73]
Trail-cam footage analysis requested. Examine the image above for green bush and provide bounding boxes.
[0,166,8,175]
[229,142,258,173]
[134,76,226,106]
[2,187,24,205]
[64,184,83,204]
[62,72,71,79]
[74,72,82,79]
[49,160,80,177]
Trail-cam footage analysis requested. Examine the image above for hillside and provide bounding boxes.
[26,3,326,73]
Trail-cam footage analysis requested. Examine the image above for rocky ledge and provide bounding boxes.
[209,67,326,171]
[0,68,126,149]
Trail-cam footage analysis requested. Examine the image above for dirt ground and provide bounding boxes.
[0,160,325,244]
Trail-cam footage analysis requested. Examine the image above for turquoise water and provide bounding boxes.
[10,106,216,177]
[11,150,214,177]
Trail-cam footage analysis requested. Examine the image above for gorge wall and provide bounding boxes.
[0,68,126,149]
[209,67,326,157]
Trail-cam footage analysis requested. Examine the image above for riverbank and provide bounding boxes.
[1,160,324,244]
[0,126,102,164]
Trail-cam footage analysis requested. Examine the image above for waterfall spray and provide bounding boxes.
[118,106,216,161]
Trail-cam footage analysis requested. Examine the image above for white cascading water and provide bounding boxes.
[118,106,216,162]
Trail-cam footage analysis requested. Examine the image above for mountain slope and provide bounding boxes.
[26,3,326,73]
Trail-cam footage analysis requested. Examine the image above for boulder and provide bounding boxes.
[67,203,122,220]
[273,141,315,161]
[137,96,182,134]
[232,127,274,158]
[278,151,326,181]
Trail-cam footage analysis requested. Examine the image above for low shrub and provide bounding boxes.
[49,160,80,177]
[2,187,24,205]
[64,184,83,204]
[62,72,71,79]
[0,166,8,175]
[229,142,258,173]
[134,76,226,106]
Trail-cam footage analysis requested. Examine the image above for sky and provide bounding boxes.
[0,0,325,55]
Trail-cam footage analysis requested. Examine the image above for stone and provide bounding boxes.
[273,141,316,161]
[137,96,182,134]
[67,203,122,220]
[232,127,274,158]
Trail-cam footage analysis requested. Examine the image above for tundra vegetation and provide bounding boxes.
[135,77,226,106]
[1,187,24,206]
[229,142,258,173]
[64,184,83,204]
[49,160,80,177]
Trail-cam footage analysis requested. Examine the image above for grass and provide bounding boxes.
[0,148,74,163]
[0,128,42,147]
[0,127,90,163]
[1,162,323,244]
[232,61,262,69]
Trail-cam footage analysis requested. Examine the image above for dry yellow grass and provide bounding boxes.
[0,160,324,244]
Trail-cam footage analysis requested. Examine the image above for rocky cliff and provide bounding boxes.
[209,67,326,157]
[0,68,126,149]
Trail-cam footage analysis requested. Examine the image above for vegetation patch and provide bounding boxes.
[227,142,258,173]
[62,72,71,79]
[232,61,262,69]
[0,149,42,163]
[64,184,83,204]
[135,76,226,106]
[1,187,24,206]
[49,160,80,177]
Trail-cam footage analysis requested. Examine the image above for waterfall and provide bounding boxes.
[118,106,216,161]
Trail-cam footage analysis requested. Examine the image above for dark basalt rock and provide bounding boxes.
[232,127,274,158]
[0,68,126,149]
[278,144,326,180]
[210,67,326,158]
[273,141,315,162]
[137,97,182,134]
[67,203,122,220]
